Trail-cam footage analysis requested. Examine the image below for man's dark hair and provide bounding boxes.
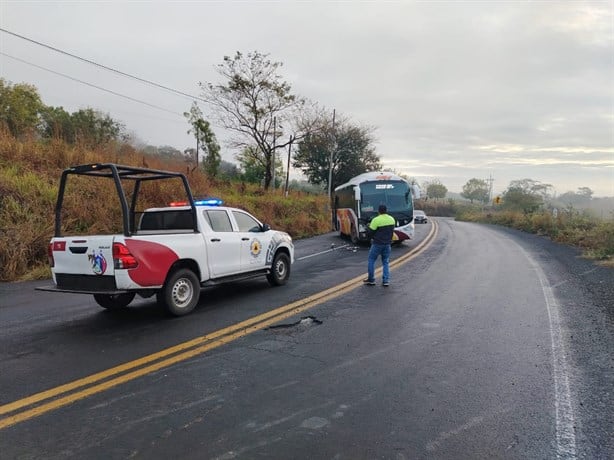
[378,204,387,213]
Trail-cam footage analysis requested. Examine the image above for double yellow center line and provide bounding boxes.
[0,221,438,429]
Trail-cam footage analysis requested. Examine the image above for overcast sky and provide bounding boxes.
[1,1,612,196]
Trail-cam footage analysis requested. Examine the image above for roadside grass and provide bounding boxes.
[456,207,614,266]
[0,132,330,282]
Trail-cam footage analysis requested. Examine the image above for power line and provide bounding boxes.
[0,27,206,103]
[1,52,184,116]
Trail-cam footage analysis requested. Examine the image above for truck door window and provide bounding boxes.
[204,210,233,232]
[232,211,262,232]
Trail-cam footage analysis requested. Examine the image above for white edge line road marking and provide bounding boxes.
[513,241,578,459]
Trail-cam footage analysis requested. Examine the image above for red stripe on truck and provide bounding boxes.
[124,239,179,286]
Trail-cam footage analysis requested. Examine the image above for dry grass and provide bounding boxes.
[0,132,330,281]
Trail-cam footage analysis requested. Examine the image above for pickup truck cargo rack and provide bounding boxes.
[54,163,196,237]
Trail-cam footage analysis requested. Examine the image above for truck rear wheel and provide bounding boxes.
[161,268,200,316]
[267,252,290,286]
[93,293,135,310]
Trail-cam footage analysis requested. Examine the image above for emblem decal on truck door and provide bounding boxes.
[250,238,262,257]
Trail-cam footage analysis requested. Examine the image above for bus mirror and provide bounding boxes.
[354,187,361,201]
[412,184,421,199]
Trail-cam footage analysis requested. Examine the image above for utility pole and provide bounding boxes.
[486,173,494,203]
[271,117,276,189]
[327,109,336,199]
[284,135,294,197]
[192,124,200,173]
[327,109,336,230]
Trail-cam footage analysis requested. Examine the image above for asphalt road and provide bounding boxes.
[1,218,612,459]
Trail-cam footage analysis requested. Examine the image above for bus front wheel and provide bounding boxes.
[350,225,359,245]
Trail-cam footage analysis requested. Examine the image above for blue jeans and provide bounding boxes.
[367,243,391,283]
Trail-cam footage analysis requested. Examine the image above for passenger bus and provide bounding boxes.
[333,171,420,244]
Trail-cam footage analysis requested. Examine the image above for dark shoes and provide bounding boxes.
[364,279,389,287]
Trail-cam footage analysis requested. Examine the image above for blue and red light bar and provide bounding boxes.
[169,198,223,207]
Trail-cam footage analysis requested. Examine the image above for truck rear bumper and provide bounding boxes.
[35,285,133,295]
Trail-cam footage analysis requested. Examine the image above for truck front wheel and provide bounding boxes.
[93,293,135,310]
[267,252,290,286]
[161,268,200,316]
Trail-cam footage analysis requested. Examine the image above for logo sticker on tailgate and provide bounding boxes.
[88,250,108,275]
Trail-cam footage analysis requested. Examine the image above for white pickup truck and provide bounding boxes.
[37,163,294,316]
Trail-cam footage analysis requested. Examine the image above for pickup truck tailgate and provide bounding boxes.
[50,236,116,291]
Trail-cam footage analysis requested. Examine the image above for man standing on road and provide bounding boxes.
[363,204,395,287]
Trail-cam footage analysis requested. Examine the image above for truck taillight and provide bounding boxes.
[113,243,138,269]
[48,243,54,267]
[48,240,66,267]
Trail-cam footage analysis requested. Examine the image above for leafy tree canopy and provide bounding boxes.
[41,106,124,147]
[0,78,44,138]
[425,179,448,201]
[219,160,240,179]
[293,118,381,190]
[551,187,595,211]
[155,145,182,157]
[577,187,594,198]
[461,178,489,203]
[184,102,221,176]
[199,51,304,188]
[69,108,124,148]
[502,178,552,213]
[237,145,284,187]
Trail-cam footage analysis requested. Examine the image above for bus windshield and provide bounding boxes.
[359,181,412,217]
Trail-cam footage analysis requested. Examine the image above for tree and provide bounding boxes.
[40,106,74,142]
[293,119,381,190]
[554,187,594,211]
[577,187,593,199]
[39,105,124,147]
[461,178,489,203]
[70,108,124,148]
[199,51,304,188]
[219,160,240,179]
[425,179,448,201]
[502,178,552,213]
[0,79,44,138]
[184,102,221,176]
[237,145,284,187]
[156,145,182,158]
